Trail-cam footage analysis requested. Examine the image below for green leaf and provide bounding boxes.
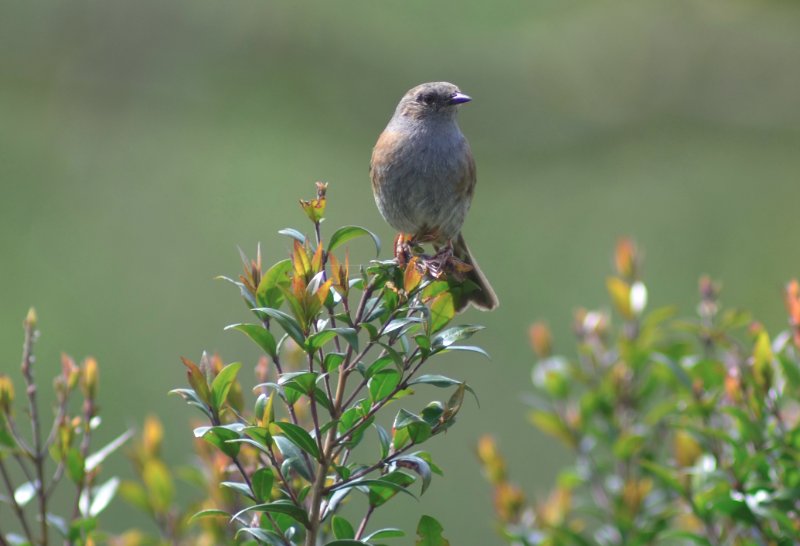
[338,406,373,448]
[252,468,274,502]
[613,431,646,460]
[438,345,490,359]
[226,437,272,456]
[221,481,254,500]
[369,369,401,403]
[232,499,310,527]
[640,460,686,496]
[528,410,574,448]
[274,421,320,460]
[119,481,148,513]
[197,425,242,458]
[307,330,338,351]
[332,515,355,540]
[393,409,432,445]
[14,481,36,506]
[365,355,396,378]
[189,509,229,523]
[142,459,175,512]
[254,307,306,346]
[210,362,242,411]
[325,352,346,373]
[427,292,454,334]
[408,375,478,404]
[278,228,306,244]
[348,473,417,507]
[236,527,286,545]
[325,541,370,546]
[85,429,134,471]
[0,423,16,450]
[66,448,85,484]
[278,371,320,395]
[415,335,431,352]
[331,327,359,352]
[328,225,381,256]
[656,531,713,545]
[778,354,800,389]
[375,424,391,459]
[420,402,444,428]
[395,455,433,494]
[274,436,314,481]
[168,388,213,419]
[415,515,450,546]
[82,476,120,517]
[257,259,293,309]
[431,325,484,349]
[365,528,405,540]
[226,323,277,357]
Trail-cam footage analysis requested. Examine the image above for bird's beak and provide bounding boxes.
[448,92,472,105]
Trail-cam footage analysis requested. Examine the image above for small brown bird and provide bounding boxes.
[370,82,499,311]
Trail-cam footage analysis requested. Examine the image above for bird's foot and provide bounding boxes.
[394,233,414,266]
[421,242,473,280]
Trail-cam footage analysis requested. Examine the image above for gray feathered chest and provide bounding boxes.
[371,118,474,241]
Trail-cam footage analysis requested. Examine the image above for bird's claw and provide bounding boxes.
[394,235,473,280]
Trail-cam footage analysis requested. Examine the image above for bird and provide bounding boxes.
[370,81,499,311]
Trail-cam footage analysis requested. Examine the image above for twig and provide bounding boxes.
[20,313,48,546]
[354,504,375,540]
[0,457,35,544]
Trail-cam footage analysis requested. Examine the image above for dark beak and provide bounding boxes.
[448,92,472,105]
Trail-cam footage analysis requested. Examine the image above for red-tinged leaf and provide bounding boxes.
[607,277,633,319]
[296,240,313,278]
[315,278,333,306]
[404,257,424,293]
[528,410,575,448]
[181,357,211,405]
[311,243,324,274]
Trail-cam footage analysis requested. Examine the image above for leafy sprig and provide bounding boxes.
[173,183,476,545]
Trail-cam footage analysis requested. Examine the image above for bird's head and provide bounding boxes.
[396,82,471,121]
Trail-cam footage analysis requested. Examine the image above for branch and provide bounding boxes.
[20,310,48,545]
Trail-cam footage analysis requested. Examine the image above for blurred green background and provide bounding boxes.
[3,0,800,542]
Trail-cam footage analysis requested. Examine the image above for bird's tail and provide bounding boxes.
[453,233,499,312]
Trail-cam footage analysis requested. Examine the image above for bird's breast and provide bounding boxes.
[370,123,474,241]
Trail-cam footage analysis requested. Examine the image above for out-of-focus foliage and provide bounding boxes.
[481,239,800,545]
[4,2,800,544]
[125,185,471,545]
[0,310,132,546]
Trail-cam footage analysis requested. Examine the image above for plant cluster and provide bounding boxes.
[480,239,800,545]
[0,309,132,546]
[163,183,476,545]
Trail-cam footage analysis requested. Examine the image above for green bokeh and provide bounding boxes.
[2,0,800,543]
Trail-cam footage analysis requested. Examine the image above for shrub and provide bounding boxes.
[0,309,132,546]
[480,239,800,545]
[159,183,475,545]
[2,185,475,546]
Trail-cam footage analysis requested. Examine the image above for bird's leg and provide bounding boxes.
[424,241,454,279]
[423,240,473,280]
[394,233,414,266]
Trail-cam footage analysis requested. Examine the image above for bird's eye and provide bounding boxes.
[417,92,436,105]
